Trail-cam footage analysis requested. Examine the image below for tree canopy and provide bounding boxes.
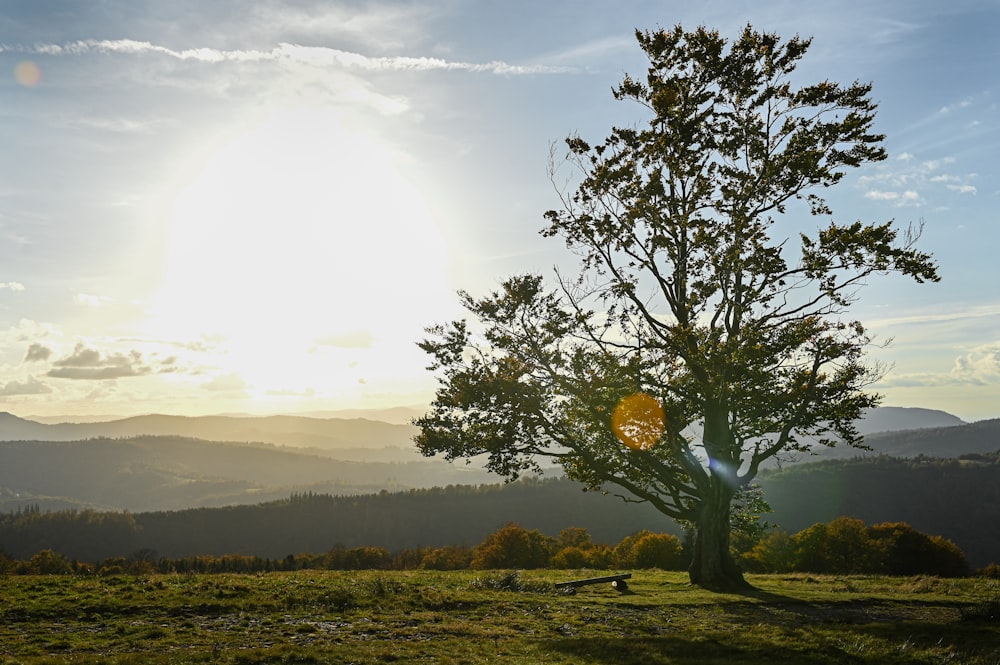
[415,24,938,591]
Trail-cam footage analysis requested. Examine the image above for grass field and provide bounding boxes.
[1,570,998,664]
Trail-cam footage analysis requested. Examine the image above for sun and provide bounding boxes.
[150,106,452,402]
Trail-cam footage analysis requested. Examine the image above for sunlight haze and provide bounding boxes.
[1,1,997,421]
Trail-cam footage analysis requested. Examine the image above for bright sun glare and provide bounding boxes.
[151,106,451,402]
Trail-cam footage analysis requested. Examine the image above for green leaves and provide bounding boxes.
[419,24,939,588]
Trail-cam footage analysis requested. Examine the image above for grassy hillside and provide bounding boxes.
[0,570,997,664]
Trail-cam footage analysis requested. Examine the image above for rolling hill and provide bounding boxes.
[0,435,499,513]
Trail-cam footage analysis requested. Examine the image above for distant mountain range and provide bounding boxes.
[0,405,991,514]
[0,405,966,448]
[854,406,965,435]
[0,412,420,455]
[0,435,499,513]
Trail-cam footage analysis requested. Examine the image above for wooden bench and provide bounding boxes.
[555,573,632,594]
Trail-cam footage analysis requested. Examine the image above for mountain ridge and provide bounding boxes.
[0,411,419,451]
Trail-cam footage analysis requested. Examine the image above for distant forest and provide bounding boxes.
[2,452,999,568]
[0,478,668,562]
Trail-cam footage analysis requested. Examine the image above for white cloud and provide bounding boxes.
[921,157,956,172]
[858,152,979,207]
[950,342,1000,386]
[878,340,1000,389]
[3,319,59,343]
[74,293,109,307]
[938,98,973,114]
[9,39,572,76]
[0,376,52,396]
[865,189,900,201]
[0,282,25,291]
[864,189,923,206]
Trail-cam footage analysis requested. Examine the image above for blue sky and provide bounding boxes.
[0,1,997,421]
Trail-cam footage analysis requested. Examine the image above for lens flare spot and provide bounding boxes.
[14,61,41,87]
[612,392,665,451]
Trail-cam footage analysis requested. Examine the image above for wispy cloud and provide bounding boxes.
[879,340,1000,388]
[864,189,923,205]
[74,293,110,308]
[0,376,51,396]
[857,153,977,207]
[5,39,573,76]
[201,372,248,392]
[866,303,1000,329]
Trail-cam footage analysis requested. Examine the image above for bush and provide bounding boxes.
[779,517,969,576]
[550,528,613,569]
[869,522,968,577]
[25,549,74,575]
[550,546,590,569]
[613,531,684,569]
[470,523,553,569]
[419,545,473,570]
[741,530,796,573]
[976,562,1000,578]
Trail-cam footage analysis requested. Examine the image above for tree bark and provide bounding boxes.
[688,477,750,591]
[689,405,751,591]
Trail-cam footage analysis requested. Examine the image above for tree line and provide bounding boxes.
[0,518,983,578]
[3,455,1000,569]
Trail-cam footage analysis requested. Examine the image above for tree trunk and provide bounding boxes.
[687,403,752,591]
[688,477,750,591]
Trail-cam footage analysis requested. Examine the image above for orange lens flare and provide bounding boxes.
[14,61,41,87]
[612,392,665,451]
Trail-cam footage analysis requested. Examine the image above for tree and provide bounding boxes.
[415,24,938,591]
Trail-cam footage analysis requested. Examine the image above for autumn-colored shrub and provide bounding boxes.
[25,549,73,575]
[793,517,880,574]
[975,562,1000,578]
[419,545,473,570]
[869,522,968,577]
[613,531,684,569]
[743,517,970,576]
[470,523,553,569]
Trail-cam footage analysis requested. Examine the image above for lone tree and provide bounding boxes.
[415,25,938,591]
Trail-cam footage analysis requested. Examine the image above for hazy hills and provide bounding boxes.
[0,405,964,450]
[795,417,998,463]
[0,412,421,461]
[0,436,499,513]
[0,406,987,515]
[0,408,997,567]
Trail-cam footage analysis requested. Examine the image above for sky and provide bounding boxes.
[0,1,998,422]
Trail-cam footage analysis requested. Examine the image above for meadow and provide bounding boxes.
[1,570,998,664]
